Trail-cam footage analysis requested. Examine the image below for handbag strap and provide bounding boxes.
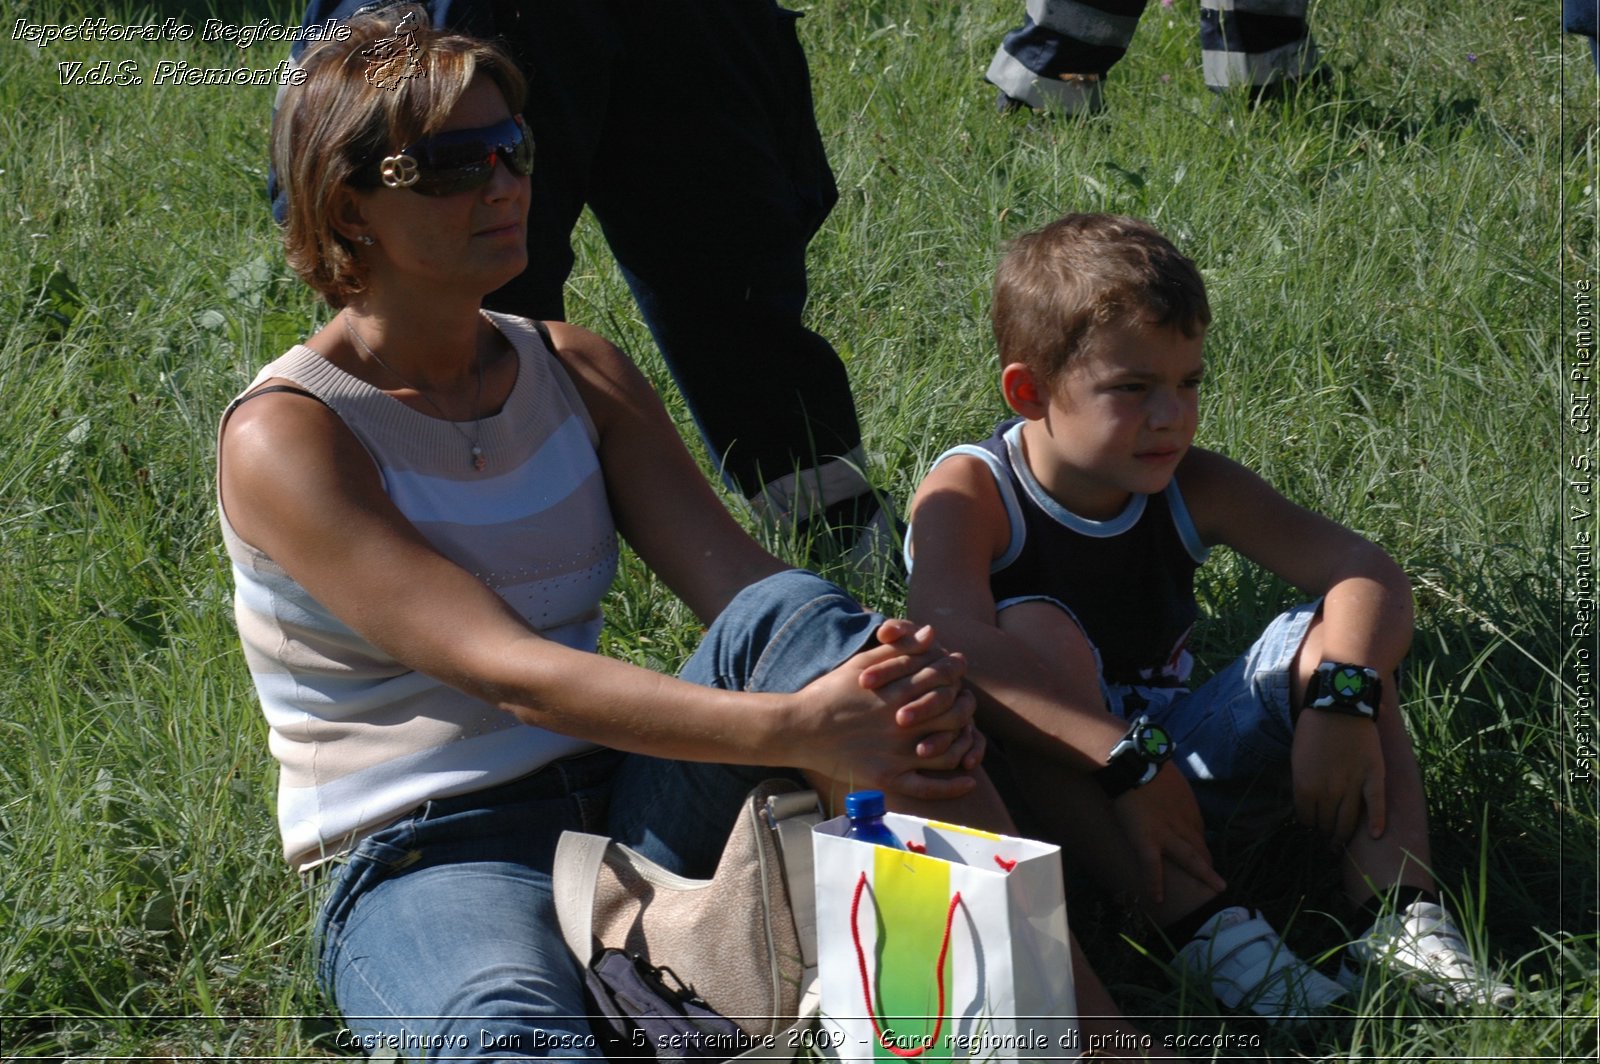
[765,789,821,970]
[765,789,824,1018]
[553,786,824,973]
[553,831,611,965]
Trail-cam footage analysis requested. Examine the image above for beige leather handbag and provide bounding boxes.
[554,779,822,1053]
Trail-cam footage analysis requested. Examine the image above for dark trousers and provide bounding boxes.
[281,0,864,505]
[484,0,861,502]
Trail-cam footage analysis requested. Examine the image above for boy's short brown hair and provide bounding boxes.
[271,4,526,308]
[992,213,1211,385]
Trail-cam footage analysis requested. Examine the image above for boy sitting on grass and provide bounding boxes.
[906,213,1513,1019]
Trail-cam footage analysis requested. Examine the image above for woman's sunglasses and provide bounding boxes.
[358,114,534,196]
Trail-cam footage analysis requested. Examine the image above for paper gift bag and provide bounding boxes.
[813,813,1078,1062]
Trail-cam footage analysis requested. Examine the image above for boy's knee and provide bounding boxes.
[997,595,1087,635]
[996,597,1101,674]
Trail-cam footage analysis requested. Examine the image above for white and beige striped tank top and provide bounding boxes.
[218,312,618,870]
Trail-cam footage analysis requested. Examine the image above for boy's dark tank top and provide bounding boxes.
[972,419,1204,686]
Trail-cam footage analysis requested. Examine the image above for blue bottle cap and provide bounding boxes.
[845,789,887,819]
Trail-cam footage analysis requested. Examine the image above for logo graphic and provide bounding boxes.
[1332,667,1366,698]
[379,154,420,188]
[360,8,425,90]
[1137,724,1172,760]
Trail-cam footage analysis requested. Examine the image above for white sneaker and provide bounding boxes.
[1341,901,1515,1008]
[1174,906,1347,1022]
[842,503,906,579]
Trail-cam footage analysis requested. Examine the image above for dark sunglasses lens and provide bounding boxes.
[406,118,518,167]
[412,163,494,196]
[504,126,534,176]
[405,117,532,195]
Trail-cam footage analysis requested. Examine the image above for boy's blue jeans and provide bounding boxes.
[991,597,1319,837]
[312,570,882,1059]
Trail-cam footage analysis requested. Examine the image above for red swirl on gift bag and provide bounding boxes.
[849,871,961,1058]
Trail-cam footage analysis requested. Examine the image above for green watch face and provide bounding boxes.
[1331,667,1369,699]
[1136,724,1172,760]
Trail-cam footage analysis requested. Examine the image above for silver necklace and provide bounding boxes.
[344,315,488,471]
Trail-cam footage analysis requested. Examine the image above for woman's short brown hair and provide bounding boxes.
[271,4,526,307]
[992,213,1211,386]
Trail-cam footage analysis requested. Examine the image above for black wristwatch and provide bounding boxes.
[1095,715,1174,799]
[1303,662,1382,721]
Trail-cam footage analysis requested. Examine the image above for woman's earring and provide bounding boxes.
[357,235,376,246]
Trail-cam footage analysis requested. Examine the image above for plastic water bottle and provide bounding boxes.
[845,790,905,850]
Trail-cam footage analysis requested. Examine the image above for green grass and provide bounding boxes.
[1,0,1594,1058]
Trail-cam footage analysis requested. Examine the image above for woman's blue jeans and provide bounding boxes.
[312,570,882,1059]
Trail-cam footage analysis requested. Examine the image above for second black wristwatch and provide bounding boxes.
[1303,662,1382,721]
[1095,715,1174,799]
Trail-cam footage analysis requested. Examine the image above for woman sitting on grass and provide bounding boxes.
[217,7,1001,1055]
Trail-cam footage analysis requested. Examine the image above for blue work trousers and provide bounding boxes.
[989,0,1319,112]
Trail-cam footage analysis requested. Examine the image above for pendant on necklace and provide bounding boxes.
[471,446,486,472]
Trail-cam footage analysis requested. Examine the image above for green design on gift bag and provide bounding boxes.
[852,849,961,1059]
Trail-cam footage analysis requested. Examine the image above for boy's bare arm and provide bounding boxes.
[906,456,1128,765]
[1180,449,1413,667]
[1181,448,1415,843]
[908,457,1225,902]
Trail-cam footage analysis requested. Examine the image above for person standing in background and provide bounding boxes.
[988,0,1325,115]
[276,0,898,567]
